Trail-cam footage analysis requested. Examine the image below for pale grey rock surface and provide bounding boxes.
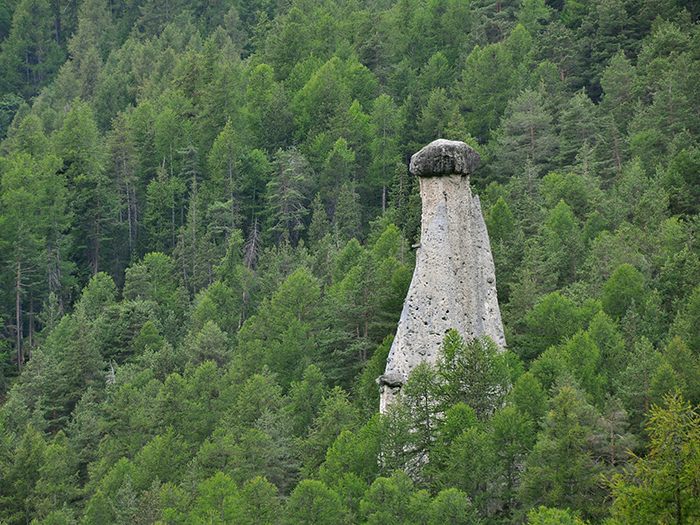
[378,139,506,414]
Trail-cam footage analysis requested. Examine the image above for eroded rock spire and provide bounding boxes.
[377,139,506,413]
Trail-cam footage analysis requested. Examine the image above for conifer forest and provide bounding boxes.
[1,0,700,523]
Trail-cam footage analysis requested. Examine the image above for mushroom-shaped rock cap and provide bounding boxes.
[409,139,481,177]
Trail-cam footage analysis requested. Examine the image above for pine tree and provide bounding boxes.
[54,100,114,283]
[520,384,608,521]
[265,148,311,247]
[459,42,518,142]
[495,88,558,177]
[207,120,242,233]
[0,0,65,98]
[0,150,67,372]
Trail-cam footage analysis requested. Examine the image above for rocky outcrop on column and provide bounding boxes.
[377,139,506,413]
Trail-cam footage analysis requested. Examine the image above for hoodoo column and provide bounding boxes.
[377,139,506,413]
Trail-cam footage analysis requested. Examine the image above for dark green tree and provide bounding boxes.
[0,424,47,524]
[520,384,608,521]
[370,94,402,213]
[265,148,311,247]
[53,100,114,282]
[0,0,65,98]
[495,88,558,177]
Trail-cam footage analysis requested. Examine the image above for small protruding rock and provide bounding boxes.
[376,373,404,388]
[409,139,481,178]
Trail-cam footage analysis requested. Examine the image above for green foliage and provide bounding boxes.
[0,1,699,523]
[437,330,511,421]
[0,424,47,524]
[460,42,519,143]
[285,364,328,438]
[265,148,311,246]
[186,472,240,524]
[496,88,557,177]
[0,0,65,98]
[602,263,645,320]
[239,476,281,524]
[428,488,477,525]
[520,384,609,521]
[299,386,358,477]
[492,405,536,515]
[487,197,517,244]
[671,284,700,355]
[441,425,494,513]
[610,392,700,525]
[355,335,393,419]
[0,94,23,140]
[320,416,382,488]
[360,471,414,524]
[132,321,164,354]
[560,331,605,406]
[130,429,190,491]
[527,506,581,525]
[237,267,322,387]
[615,336,660,427]
[53,100,113,282]
[284,479,345,525]
[519,292,597,362]
[510,372,547,424]
[33,431,77,519]
[324,228,409,386]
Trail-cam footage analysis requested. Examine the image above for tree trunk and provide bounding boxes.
[28,290,34,359]
[16,260,23,374]
[382,183,386,214]
[612,118,622,170]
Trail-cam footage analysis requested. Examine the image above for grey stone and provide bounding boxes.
[379,139,506,414]
[376,373,404,388]
[409,139,482,178]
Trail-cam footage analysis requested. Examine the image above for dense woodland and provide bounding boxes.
[1,0,700,523]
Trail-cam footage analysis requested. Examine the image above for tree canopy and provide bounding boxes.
[1,0,700,523]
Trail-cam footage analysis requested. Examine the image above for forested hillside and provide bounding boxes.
[1,0,700,523]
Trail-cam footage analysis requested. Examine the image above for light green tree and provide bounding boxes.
[360,470,414,525]
[610,392,700,525]
[437,330,511,421]
[283,479,345,525]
